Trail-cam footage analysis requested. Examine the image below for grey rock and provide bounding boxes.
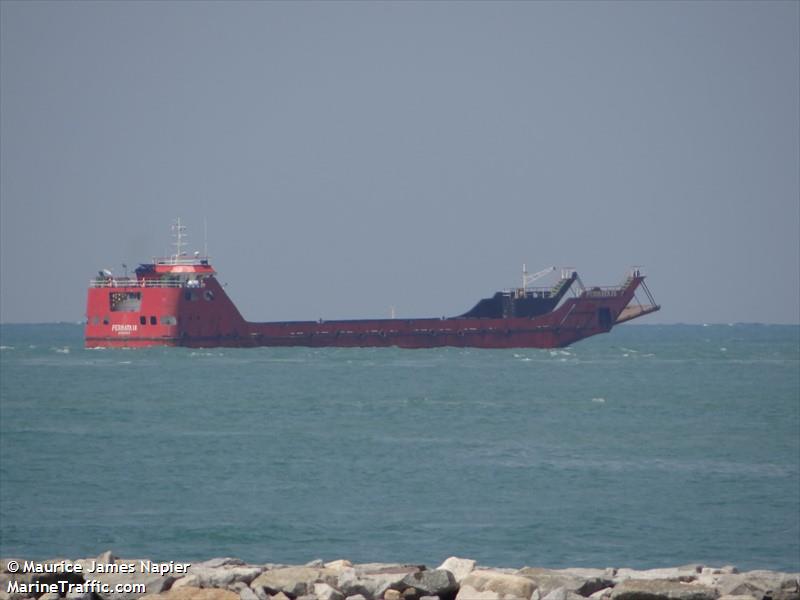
[740,571,800,593]
[765,592,800,600]
[232,581,261,600]
[196,558,248,569]
[401,571,457,597]
[437,558,476,585]
[542,588,587,600]
[142,586,241,599]
[355,565,424,577]
[557,571,617,581]
[306,561,326,569]
[419,597,440,600]
[457,570,536,600]
[702,572,799,599]
[543,589,569,600]
[337,569,372,599]
[455,586,525,600]
[66,587,93,600]
[614,570,700,584]
[609,580,718,600]
[101,574,177,599]
[173,566,264,589]
[314,583,345,600]
[250,585,271,600]
[702,575,762,597]
[297,595,319,600]
[272,593,293,600]
[579,580,616,596]
[252,568,338,598]
[347,596,369,600]
[338,567,416,600]
[518,568,614,598]
[96,550,119,565]
[384,591,402,600]
[403,588,419,600]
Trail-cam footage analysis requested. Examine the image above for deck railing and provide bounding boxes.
[583,277,634,297]
[154,256,211,266]
[89,278,197,288]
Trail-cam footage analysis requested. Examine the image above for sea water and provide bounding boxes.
[1,324,798,570]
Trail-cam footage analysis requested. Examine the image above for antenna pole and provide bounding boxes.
[204,217,208,258]
[172,217,187,260]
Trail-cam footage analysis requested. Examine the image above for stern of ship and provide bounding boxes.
[84,223,247,348]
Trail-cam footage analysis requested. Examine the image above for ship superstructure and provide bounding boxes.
[85,221,660,349]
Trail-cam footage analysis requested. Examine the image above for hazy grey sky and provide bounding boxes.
[1,1,798,324]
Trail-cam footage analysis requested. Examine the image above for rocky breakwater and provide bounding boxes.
[0,553,797,600]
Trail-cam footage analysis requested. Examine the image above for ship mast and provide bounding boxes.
[172,218,187,261]
[204,216,208,259]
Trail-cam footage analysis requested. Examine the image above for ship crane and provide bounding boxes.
[522,265,556,292]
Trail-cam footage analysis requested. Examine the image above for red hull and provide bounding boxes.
[85,269,659,349]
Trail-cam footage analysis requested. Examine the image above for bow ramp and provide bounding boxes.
[614,270,660,324]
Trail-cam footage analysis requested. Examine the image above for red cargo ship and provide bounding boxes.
[84,222,660,349]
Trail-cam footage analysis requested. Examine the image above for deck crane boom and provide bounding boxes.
[522,265,556,292]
